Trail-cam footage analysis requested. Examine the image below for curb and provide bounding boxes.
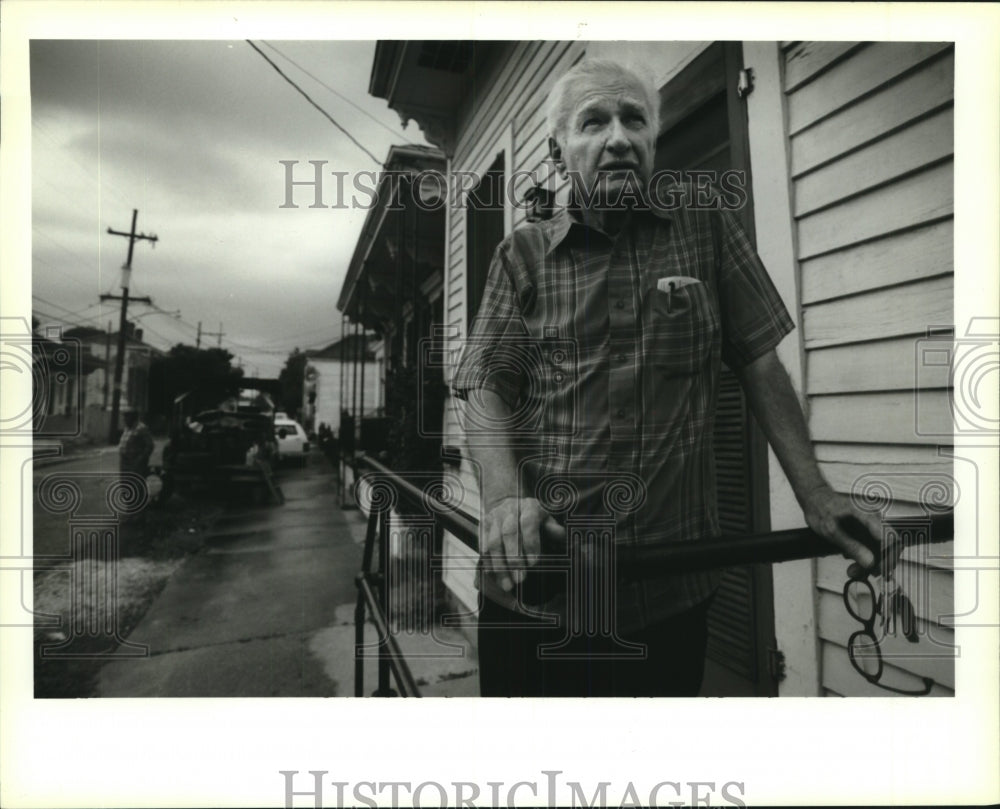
[32,446,119,469]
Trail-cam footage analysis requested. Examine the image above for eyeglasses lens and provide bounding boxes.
[848,631,882,678]
[845,579,875,622]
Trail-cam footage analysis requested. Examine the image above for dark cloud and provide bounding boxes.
[30,39,424,376]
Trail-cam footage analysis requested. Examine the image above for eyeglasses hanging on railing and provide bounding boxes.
[842,570,934,696]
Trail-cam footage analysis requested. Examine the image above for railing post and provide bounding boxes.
[354,496,380,697]
[374,502,397,696]
[353,584,366,697]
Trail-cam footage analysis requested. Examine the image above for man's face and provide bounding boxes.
[123,411,137,428]
[551,77,655,207]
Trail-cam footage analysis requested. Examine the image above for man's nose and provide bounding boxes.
[605,117,631,154]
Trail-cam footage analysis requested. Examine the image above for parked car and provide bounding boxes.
[160,408,280,502]
[274,417,310,465]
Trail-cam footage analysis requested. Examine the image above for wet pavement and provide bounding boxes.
[98,453,480,697]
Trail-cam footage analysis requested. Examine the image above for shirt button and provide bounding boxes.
[616,353,627,363]
[616,409,626,419]
[615,299,625,309]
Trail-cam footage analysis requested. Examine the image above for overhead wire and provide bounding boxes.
[31,307,104,333]
[258,41,417,146]
[32,294,106,326]
[32,115,136,211]
[245,39,384,167]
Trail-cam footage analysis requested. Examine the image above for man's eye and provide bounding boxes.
[581,118,602,130]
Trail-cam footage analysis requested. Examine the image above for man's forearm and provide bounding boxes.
[461,388,521,509]
[735,349,885,570]
[734,349,827,505]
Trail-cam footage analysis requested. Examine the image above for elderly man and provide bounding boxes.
[453,59,882,697]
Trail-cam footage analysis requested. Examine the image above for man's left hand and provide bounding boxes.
[801,485,888,578]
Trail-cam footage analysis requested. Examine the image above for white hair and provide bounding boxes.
[544,58,660,147]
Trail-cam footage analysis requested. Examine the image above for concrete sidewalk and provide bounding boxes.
[98,454,479,697]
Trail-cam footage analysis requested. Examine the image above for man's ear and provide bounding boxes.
[548,136,566,178]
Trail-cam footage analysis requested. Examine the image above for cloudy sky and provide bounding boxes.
[30,39,427,377]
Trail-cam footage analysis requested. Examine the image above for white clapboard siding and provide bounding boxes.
[796,160,953,260]
[785,42,955,696]
[817,556,955,619]
[818,460,955,506]
[514,111,550,169]
[442,532,480,613]
[448,221,464,258]
[787,41,952,135]
[814,441,952,466]
[791,49,953,176]
[816,590,956,688]
[802,275,953,348]
[814,443,956,507]
[820,643,954,697]
[794,106,953,217]
[809,390,951,444]
[456,42,580,174]
[800,219,953,304]
[807,335,951,393]
[783,41,865,92]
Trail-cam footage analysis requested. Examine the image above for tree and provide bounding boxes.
[278,348,308,418]
[148,345,244,423]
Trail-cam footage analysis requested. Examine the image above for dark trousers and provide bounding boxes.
[477,594,714,697]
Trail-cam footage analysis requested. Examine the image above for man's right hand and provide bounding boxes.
[481,497,566,591]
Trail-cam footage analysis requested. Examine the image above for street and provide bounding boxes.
[32,445,479,697]
[32,441,164,559]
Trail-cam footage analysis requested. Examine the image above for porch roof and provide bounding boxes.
[336,144,446,331]
[369,41,503,156]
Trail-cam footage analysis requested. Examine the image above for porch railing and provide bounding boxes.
[351,453,954,698]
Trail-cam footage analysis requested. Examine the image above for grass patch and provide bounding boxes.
[33,495,223,698]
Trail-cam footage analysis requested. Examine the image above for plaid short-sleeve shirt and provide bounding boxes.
[453,192,795,629]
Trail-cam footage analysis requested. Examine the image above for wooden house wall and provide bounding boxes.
[782,41,956,696]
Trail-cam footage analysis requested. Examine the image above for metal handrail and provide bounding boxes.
[351,452,953,697]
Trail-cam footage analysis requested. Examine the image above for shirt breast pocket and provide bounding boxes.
[644,279,720,376]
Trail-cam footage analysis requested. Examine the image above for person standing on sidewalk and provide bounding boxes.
[118,406,154,478]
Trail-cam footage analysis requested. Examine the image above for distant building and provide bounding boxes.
[302,334,381,436]
[60,323,162,439]
[31,324,105,439]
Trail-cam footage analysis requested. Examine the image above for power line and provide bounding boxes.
[259,41,417,146]
[61,301,107,319]
[31,308,104,333]
[245,39,383,166]
[32,295,106,326]
[32,256,95,297]
[32,226,101,277]
[32,115,136,210]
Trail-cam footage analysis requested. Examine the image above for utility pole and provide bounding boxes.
[103,209,157,443]
[103,320,112,409]
[199,321,224,348]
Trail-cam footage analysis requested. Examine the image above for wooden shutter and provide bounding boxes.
[707,371,761,684]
